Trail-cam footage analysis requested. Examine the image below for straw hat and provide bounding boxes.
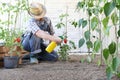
[28,2,46,18]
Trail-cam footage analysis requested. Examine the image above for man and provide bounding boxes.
[21,2,62,63]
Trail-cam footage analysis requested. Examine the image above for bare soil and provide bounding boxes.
[0,54,119,80]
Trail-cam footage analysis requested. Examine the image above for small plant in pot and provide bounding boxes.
[4,37,22,69]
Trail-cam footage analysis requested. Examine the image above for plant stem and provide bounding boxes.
[88,9,91,56]
[8,11,10,28]
[115,24,118,57]
[118,9,120,56]
[98,16,103,65]
[96,0,103,65]
[14,12,19,29]
[119,10,120,29]
[65,6,68,39]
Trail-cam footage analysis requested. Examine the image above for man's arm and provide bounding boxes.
[35,30,62,44]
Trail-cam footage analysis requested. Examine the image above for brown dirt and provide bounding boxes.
[0,54,119,80]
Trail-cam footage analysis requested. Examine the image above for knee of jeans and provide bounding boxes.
[22,43,30,52]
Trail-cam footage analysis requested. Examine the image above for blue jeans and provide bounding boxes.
[21,34,58,61]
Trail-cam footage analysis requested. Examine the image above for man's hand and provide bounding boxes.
[54,36,62,44]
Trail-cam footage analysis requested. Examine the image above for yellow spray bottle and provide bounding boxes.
[45,36,63,53]
[45,41,57,53]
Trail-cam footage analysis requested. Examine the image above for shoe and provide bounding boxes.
[30,57,39,64]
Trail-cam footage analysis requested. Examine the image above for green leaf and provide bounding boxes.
[78,19,87,28]
[116,0,120,4]
[92,8,99,16]
[78,38,85,48]
[87,9,92,16]
[103,26,111,36]
[100,7,103,13]
[112,57,120,71]
[91,17,99,30]
[59,14,69,20]
[116,5,120,10]
[111,12,118,25]
[71,21,78,28]
[82,20,87,28]
[103,48,109,60]
[86,56,92,63]
[104,2,115,17]
[59,36,64,39]
[55,22,65,29]
[118,29,120,37]
[95,29,101,33]
[102,17,109,28]
[88,2,93,7]
[117,72,120,78]
[106,66,113,80]
[86,41,93,49]
[116,0,120,9]
[80,58,85,63]
[99,0,103,3]
[78,18,83,27]
[116,0,120,10]
[69,40,76,49]
[77,1,85,9]
[108,42,116,54]
[94,40,101,52]
[97,60,101,67]
[84,31,90,40]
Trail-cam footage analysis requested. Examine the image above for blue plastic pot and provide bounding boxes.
[4,56,19,69]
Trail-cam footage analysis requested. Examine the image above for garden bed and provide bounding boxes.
[0,54,119,80]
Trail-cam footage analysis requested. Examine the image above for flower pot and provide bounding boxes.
[4,56,19,69]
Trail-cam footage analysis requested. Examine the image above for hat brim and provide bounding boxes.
[28,6,46,19]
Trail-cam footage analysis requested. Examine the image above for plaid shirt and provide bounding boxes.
[25,17,55,35]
